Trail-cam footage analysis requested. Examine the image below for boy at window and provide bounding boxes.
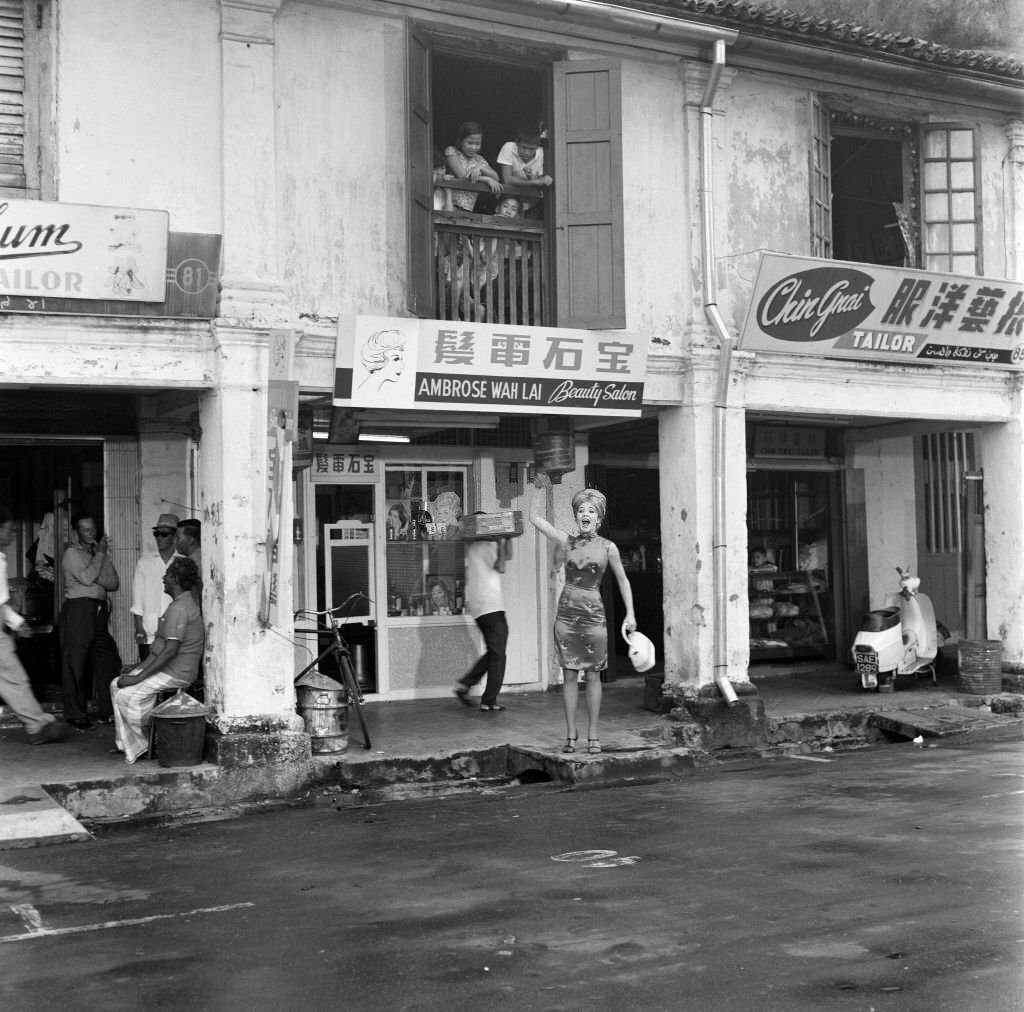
[497,122,552,217]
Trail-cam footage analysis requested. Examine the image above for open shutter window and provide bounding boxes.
[809,96,832,259]
[553,59,625,329]
[405,25,433,318]
[0,0,25,190]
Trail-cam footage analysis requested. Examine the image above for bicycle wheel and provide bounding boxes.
[339,654,372,750]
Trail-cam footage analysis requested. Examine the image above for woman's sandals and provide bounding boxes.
[587,739,602,754]
[562,735,578,754]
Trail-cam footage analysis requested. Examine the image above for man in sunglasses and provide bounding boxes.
[130,513,181,662]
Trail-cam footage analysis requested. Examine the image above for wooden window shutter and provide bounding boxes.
[0,0,25,190]
[553,59,625,329]
[405,24,434,318]
[809,96,832,259]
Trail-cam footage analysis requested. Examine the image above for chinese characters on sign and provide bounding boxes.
[740,254,1024,370]
[314,453,377,475]
[752,426,826,459]
[334,316,648,416]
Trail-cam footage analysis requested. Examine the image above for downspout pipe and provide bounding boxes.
[701,38,741,706]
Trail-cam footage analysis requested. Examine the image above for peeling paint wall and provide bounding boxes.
[56,0,222,230]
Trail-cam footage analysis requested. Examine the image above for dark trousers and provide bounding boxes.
[458,611,508,706]
[58,598,122,721]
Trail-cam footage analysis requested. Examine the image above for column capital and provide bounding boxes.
[217,280,293,330]
[220,0,284,44]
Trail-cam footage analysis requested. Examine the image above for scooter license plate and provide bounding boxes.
[854,649,878,687]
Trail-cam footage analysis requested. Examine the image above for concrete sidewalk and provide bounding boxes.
[2,662,1022,848]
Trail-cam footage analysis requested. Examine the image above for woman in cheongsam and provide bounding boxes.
[531,488,636,755]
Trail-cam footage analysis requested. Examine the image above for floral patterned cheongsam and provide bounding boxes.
[554,534,610,671]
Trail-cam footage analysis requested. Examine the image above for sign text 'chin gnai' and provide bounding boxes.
[740,254,1024,370]
[0,198,168,303]
[334,316,648,416]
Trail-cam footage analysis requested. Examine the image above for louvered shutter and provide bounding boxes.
[809,96,832,259]
[406,24,433,318]
[553,59,626,329]
[0,0,24,189]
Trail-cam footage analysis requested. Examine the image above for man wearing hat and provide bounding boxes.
[130,513,181,662]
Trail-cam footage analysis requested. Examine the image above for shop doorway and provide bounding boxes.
[313,483,378,693]
[0,441,108,694]
[747,471,840,662]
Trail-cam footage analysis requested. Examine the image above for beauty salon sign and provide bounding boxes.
[740,254,1024,370]
[0,198,168,302]
[334,315,648,416]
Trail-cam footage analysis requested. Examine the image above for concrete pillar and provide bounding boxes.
[200,329,302,736]
[979,409,1024,666]
[218,0,289,328]
[659,352,749,689]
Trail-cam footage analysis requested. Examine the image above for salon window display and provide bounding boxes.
[384,465,468,617]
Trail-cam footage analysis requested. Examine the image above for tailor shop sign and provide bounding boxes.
[740,254,1024,370]
[334,315,648,416]
[0,198,168,303]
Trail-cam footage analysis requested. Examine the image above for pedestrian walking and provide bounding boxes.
[0,506,72,745]
[530,488,636,754]
[454,515,510,712]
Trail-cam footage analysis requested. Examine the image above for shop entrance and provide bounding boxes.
[747,470,840,662]
[313,483,378,693]
[0,441,108,695]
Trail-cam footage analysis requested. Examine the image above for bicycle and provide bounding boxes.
[294,594,372,750]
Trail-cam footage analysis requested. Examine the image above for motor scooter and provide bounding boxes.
[851,566,939,692]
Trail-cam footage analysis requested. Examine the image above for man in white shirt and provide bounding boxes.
[454,516,510,712]
[0,506,72,744]
[131,512,180,661]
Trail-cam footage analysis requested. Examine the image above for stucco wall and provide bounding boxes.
[56,0,222,231]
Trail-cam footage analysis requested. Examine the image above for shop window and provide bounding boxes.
[809,101,981,274]
[384,465,468,617]
[406,25,625,328]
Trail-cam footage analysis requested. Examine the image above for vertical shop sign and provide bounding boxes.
[260,330,297,627]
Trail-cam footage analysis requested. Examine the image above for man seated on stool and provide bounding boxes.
[110,557,204,764]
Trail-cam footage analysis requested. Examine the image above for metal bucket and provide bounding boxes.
[296,683,349,754]
[956,640,1003,695]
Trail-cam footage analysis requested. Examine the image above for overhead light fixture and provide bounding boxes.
[358,432,411,444]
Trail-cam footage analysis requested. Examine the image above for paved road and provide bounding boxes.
[1,742,1022,1012]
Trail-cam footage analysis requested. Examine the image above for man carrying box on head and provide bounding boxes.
[454,512,512,713]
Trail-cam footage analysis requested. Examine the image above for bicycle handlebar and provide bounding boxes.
[294,592,371,621]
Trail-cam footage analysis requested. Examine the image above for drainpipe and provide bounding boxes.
[701,39,740,706]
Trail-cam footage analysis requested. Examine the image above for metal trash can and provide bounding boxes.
[151,691,209,767]
[956,640,1003,695]
[296,672,348,754]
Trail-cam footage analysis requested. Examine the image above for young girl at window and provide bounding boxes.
[444,122,503,212]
